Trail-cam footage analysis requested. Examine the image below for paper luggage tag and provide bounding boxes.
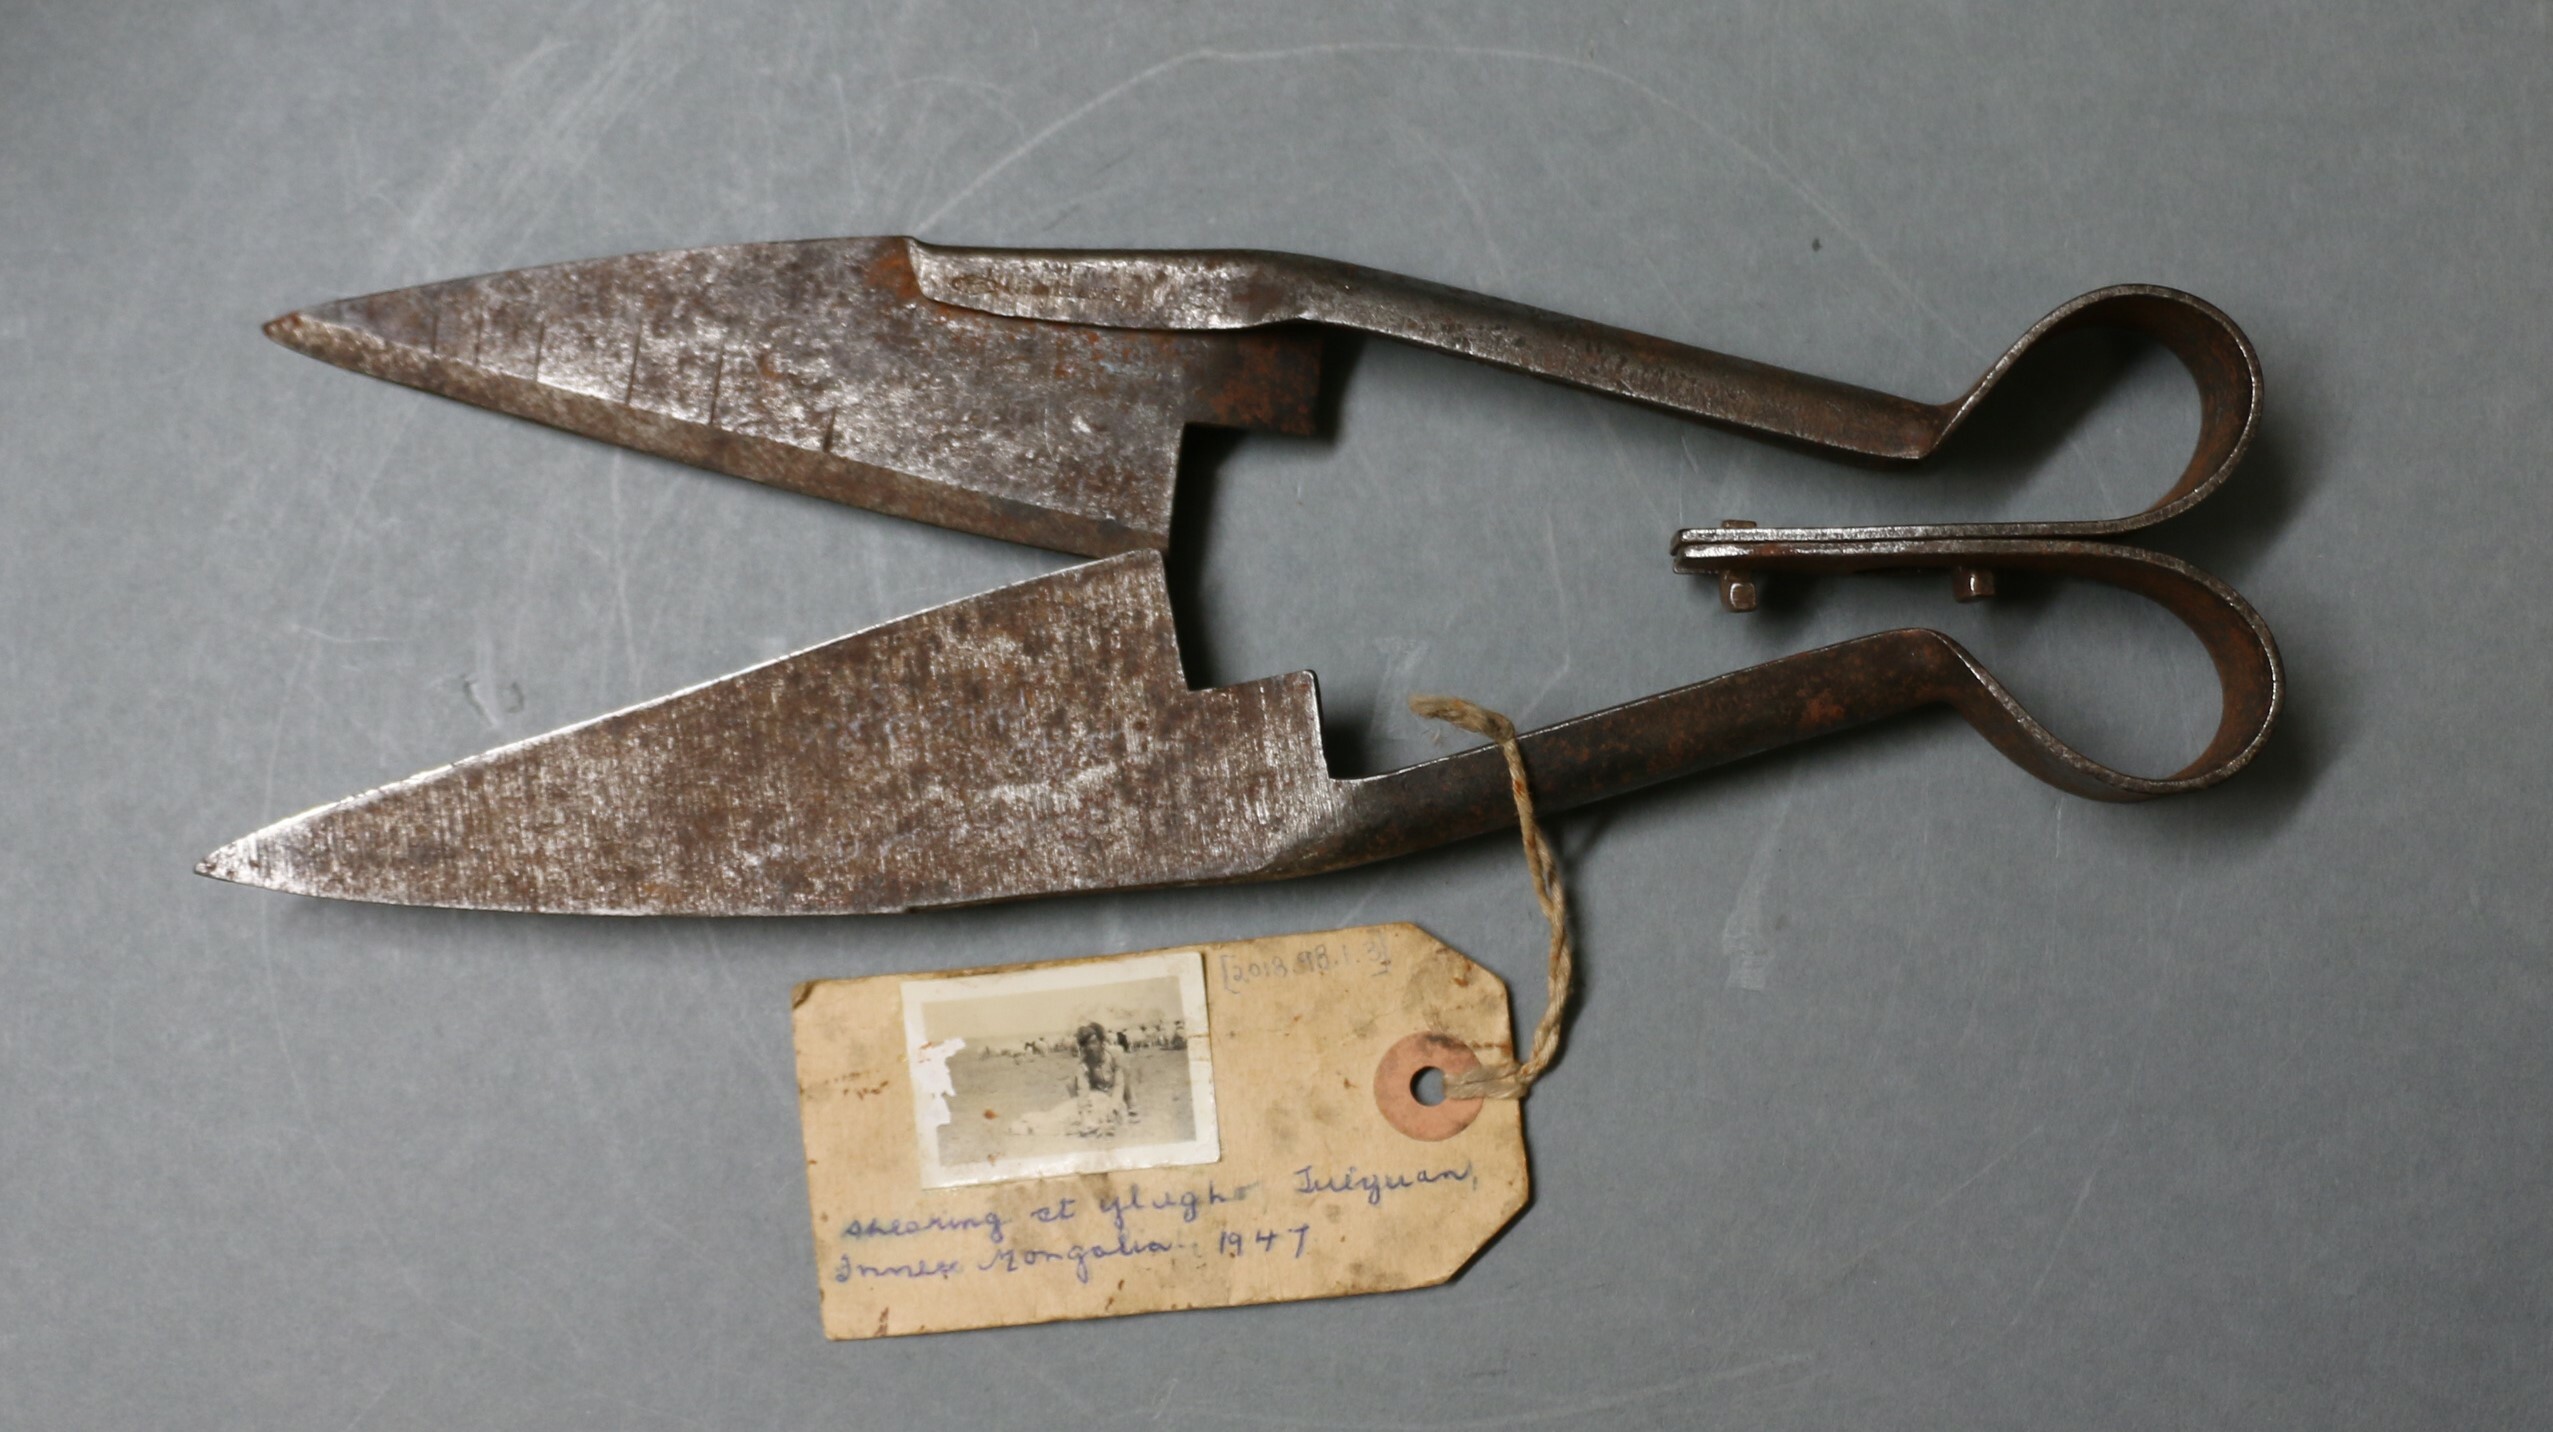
[792,923,1529,1337]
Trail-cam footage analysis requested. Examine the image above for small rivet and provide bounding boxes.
[1718,520,1761,612]
[1952,566,1996,603]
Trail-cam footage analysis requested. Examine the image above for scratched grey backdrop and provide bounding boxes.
[4,1,2548,1427]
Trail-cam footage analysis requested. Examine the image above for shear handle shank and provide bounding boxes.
[1291,540,2278,876]
[912,244,2259,538]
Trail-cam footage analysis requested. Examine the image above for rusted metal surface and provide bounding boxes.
[910,247,2280,800]
[200,540,2277,915]
[276,240,2249,558]
[265,237,1318,557]
[205,555,1334,914]
[1653,282,2279,800]
[210,243,2282,914]
[1667,538,2279,800]
[912,248,2256,529]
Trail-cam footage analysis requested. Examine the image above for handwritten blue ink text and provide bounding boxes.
[842,1210,1006,1246]
[1293,1161,1475,1206]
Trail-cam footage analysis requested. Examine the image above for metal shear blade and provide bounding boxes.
[265,238,2244,556]
[199,549,2274,914]
[209,244,2282,913]
[262,237,1321,557]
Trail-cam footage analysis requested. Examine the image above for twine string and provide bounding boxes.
[1407,694,1575,1100]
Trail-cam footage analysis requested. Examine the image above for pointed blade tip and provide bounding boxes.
[198,824,321,897]
[196,834,264,887]
[262,307,323,352]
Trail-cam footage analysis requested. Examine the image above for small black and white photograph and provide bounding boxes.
[902,950,1219,1188]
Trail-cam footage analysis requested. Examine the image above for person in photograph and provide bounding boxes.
[1008,1021,1135,1138]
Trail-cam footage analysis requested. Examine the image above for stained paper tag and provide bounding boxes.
[792,923,1528,1337]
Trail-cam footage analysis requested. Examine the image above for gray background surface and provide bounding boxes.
[5,2,2548,1427]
